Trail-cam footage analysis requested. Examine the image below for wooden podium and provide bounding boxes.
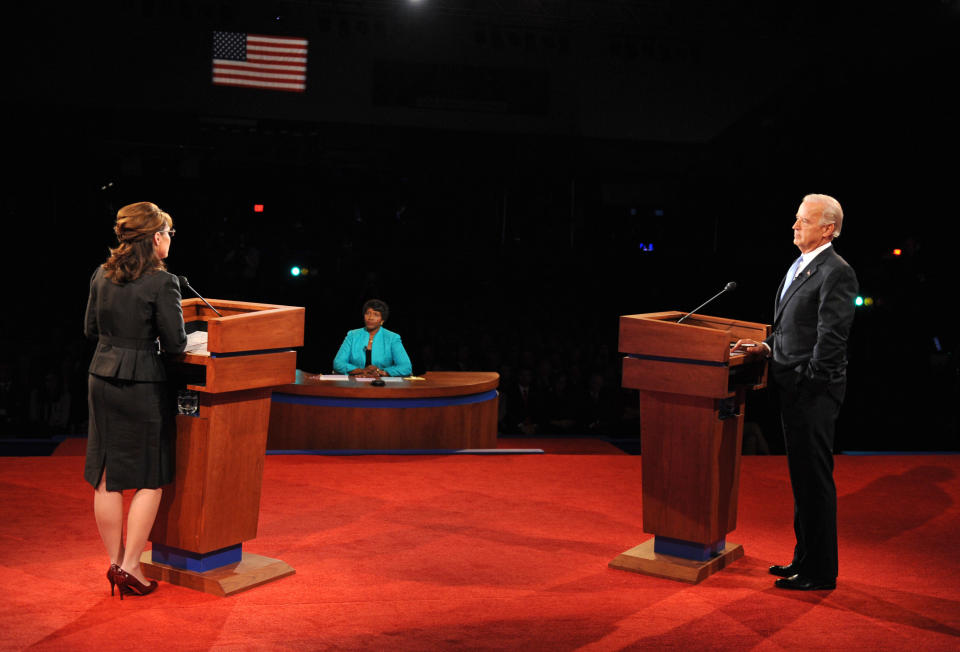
[610,311,769,583]
[141,297,305,596]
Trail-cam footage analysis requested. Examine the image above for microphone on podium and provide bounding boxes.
[676,282,737,324]
[178,275,222,317]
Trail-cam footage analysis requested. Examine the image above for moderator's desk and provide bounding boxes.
[267,371,499,450]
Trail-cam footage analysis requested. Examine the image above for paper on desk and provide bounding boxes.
[183,331,208,354]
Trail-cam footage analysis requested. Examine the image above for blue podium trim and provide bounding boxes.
[271,389,498,409]
[654,536,726,562]
[151,543,242,572]
[625,353,727,367]
[210,348,295,359]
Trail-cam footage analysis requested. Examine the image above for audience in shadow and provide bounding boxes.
[410,324,639,439]
[1,327,91,439]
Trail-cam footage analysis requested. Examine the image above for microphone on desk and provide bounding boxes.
[178,276,222,317]
[676,281,737,324]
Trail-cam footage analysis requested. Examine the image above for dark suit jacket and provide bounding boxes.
[764,245,858,395]
[84,266,187,381]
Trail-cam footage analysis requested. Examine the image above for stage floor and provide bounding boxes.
[1,451,958,650]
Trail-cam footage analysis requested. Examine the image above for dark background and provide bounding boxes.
[3,0,958,452]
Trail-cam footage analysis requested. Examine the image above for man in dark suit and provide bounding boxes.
[734,193,858,591]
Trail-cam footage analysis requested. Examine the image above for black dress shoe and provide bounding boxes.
[769,563,799,578]
[774,574,836,591]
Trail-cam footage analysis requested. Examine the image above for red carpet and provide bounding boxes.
[50,437,87,456]
[1,451,958,650]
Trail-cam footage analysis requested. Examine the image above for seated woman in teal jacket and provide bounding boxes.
[333,299,413,377]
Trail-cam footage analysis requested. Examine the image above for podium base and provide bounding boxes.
[609,538,743,584]
[141,550,295,597]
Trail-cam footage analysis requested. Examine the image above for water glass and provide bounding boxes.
[177,389,199,416]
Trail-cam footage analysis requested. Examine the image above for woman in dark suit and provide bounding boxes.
[84,202,187,598]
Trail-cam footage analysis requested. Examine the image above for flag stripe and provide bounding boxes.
[213,59,305,72]
[212,77,306,90]
[213,68,306,82]
[248,34,308,46]
[247,44,307,54]
[247,53,308,63]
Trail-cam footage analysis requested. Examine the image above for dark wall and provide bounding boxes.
[5,1,958,451]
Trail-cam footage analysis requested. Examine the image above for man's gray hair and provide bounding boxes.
[804,193,844,238]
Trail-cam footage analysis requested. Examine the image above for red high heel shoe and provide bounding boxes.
[115,568,158,600]
[106,564,122,597]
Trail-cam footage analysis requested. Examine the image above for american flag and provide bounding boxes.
[212,31,308,92]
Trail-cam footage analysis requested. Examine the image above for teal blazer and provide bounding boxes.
[333,327,413,377]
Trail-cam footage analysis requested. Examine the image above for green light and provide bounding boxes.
[854,296,864,306]
[290,266,301,277]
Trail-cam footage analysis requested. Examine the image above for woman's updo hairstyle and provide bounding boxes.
[102,202,172,283]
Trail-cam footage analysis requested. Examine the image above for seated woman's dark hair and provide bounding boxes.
[362,299,389,322]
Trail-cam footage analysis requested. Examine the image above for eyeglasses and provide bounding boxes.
[158,229,176,238]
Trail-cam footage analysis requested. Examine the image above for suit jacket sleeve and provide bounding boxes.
[332,332,357,374]
[84,267,100,342]
[381,333,412,377]
[157,273,187,355]
[804,261,858,387]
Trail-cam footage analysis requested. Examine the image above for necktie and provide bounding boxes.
[780,256,802,300]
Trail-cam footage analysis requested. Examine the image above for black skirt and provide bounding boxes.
[84,374,175,491]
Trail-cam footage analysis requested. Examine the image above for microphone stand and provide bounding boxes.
[677,282,736,324]
[179,276,222,317]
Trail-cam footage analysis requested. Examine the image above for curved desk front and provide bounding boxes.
[267,371,499,450]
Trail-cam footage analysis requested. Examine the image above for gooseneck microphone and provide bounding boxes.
[178,275,223,317]
[676,281,737,324]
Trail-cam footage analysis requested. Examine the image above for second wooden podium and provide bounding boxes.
[141,297,304,596]
[610,311,769,583]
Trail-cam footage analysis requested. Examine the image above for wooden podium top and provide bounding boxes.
[181,297,304,355]
[620,311,769,363]
[178,298,305,394]
[619,311,770,397]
